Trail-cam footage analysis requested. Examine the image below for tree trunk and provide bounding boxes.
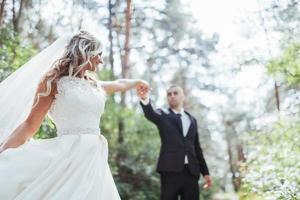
[116,0,132,180]
[224,120,242,192]
[274,82,280,112]
[12,0,26,32]
[0,0,6,26]
[108,0,115,78]
[226,137,238,191]
[119,0,132,146]
[121,0,131,79]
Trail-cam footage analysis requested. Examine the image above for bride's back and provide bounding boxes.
[48,76,106,136]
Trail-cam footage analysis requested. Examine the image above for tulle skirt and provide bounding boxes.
[0,133,121,200]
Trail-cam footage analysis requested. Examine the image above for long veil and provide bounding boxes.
[0,34,72,143]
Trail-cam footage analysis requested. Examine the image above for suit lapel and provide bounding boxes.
[184,111,194,138]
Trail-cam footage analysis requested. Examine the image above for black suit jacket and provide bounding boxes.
[140,101,209,177]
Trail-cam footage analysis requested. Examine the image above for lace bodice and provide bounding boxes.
[48,76,106,136]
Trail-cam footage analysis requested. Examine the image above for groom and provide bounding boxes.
[137,85,212,200]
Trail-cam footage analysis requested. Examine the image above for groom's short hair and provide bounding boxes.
[166,85,185,97]
[167,85,183,92]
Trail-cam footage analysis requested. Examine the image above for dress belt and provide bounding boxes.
[57,127,101,136]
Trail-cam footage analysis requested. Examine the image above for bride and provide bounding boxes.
[0,30,149,199]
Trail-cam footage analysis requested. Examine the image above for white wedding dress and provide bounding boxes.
[0,76,121,200]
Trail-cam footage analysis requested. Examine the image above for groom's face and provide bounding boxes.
[167,87,185,108]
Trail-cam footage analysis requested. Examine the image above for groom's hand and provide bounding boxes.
[136,82,150,100]
[203,175,212,190]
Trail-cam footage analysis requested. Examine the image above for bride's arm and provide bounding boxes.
[99,79,149,95]
[0,78,56,153]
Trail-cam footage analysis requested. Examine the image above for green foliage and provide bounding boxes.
[240,119,300,200]
[0,26,36,81]
[0,26,55,139]
[267,43,300,86]
[199,179,220,200]
[33,117,57,139]
[101,98,161,199]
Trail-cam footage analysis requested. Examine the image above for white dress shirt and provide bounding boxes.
[171,108,191,164]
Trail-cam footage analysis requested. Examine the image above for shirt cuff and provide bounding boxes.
[140,96,150,105]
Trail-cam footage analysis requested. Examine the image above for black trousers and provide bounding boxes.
[160,164,200,200]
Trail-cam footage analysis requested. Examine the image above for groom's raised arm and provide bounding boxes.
[139,97,163,125]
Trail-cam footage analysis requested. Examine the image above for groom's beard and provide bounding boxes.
[169,103,183,111]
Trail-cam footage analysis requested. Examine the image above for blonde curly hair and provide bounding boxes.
[33,30,102,108]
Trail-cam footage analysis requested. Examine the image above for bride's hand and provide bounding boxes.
[136,79,150,89]
[136,80,151,100]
